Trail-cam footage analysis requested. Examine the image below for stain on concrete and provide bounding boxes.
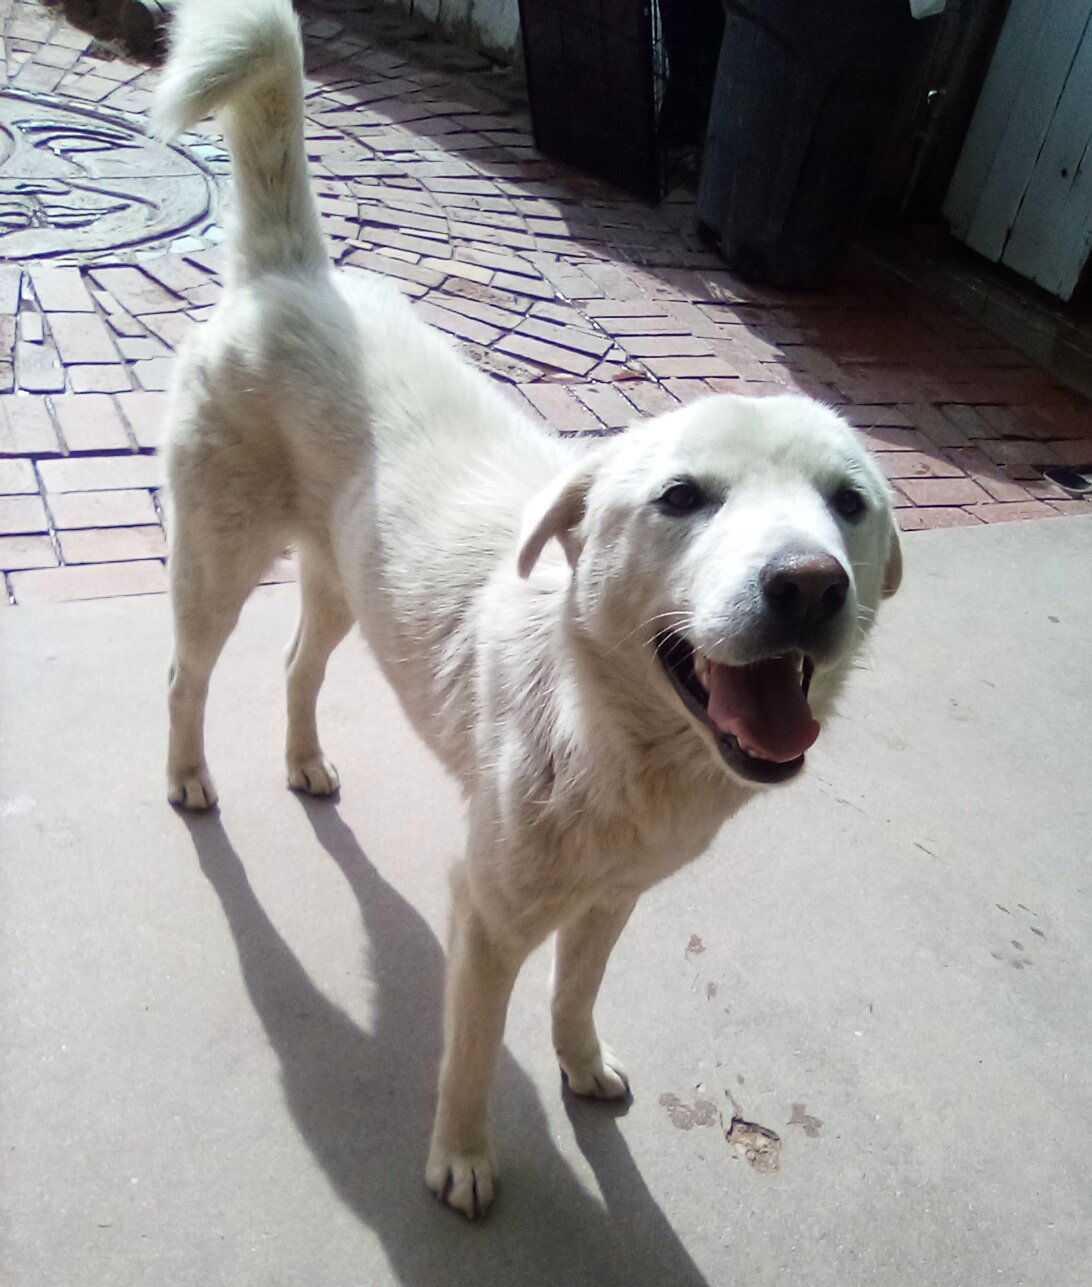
[788,1102,823,1137]
[658,1093,718,1130]
[685,934,705,957]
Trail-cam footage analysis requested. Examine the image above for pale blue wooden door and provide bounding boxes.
[945,0,1092,300]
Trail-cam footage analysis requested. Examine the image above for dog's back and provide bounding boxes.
[154,0,575,783]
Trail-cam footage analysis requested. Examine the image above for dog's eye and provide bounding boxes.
[656,481,705,515]
[833,486,867,521]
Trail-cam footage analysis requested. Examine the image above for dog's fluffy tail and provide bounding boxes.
[151,0,326,283]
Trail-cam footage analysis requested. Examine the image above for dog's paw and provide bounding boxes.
[560,1046,630,1100]
[287,754,340,796]
[425,1144,495,1219]
[168,766,218,810]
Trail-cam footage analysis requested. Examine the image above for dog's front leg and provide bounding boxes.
[426,866,524,1219]
[551,898,636,1099]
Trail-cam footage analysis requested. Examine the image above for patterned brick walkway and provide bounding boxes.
[3,0,1091,605]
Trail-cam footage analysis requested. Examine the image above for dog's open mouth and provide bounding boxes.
[655,632,817,784]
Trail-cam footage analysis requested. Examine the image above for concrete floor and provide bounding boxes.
[2,518,1090,1286]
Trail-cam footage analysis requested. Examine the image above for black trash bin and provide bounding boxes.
[518,0,661,201]
[697,0,931,287]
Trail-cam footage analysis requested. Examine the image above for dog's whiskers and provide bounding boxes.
[605,610,694,658]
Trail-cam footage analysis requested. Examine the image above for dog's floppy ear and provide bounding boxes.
[517,454,599,579]
[882,523,903,598]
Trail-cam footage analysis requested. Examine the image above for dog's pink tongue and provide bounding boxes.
[704,656,819,763]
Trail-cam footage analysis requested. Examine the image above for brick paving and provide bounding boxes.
[2,0,1091,604]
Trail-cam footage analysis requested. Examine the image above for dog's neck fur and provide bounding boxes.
[472,569,746,901]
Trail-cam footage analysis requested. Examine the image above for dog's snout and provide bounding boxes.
[761,553,849,627]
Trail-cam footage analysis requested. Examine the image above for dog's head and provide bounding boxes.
[517,394,901,788]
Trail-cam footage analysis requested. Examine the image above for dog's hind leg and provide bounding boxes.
[167,514,279,810]
[285,545,352,796]
[551,898,637,1099]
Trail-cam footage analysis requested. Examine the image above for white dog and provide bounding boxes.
[154,0,901,1218]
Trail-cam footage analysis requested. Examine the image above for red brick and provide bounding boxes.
[139,254,212,296]
[571,384,635,429]
[514,316,611,358]
[16,340,65,393]
[34,43,81,71]
[835,370,932,402]
[1045,439,1092,468]
[68,364,132,394]
[1037,395,1092,440]
[590,313,679,338]
[432,291,524,330]
[895,477,991,507]
[0,534,56,571]
[47,312,120,365]
[342,248,446,290]
[140,312,194,348]
[10,559,167,603]
[857,426,935,453]
[51,393,131,452]
[29,266,94,312]
[39,455,160,493]
[1047,498,1092,515]
[661,378,715,405]
[59,524,166,564]
[616,334,714,359]
[52,23,94,50]
[978,438,1059,468]
[179,281,221,309]
[897,403,966,448]
[115,334,172,362]
[0,495,49,535]
[639,355,740,380]
[0,266,21,315]
[413,299,502,346]
[494,332,597,377]
[12,61,65,94]
[897,507,982,531]
[49,488,158,529]
[61,73,115,102]
[89,267,187,315]
[422,256,494,285]
[454,245,537,277]
[1019,475,1075,500]
[964,502,1062,524]
[0,397,60,454]
[491,271,555,300]
[129,358,173,391]
[115,391,168,449]
[582,299,671,319]
[518,382,602,430]
[931,403,995,444]
[943,447,1032,502]
[436,276,532,316]
[874,450,964,481]
[450,221,534,254]
[975,404,1060,442]
[0,458,39,494]
[620,381,681,417]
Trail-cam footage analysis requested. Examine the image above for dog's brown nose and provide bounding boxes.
[761,553,849,627]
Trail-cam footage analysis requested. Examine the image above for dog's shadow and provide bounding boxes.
[182,802,710,1287]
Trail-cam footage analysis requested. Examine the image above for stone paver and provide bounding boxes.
[2,0,1091,605]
